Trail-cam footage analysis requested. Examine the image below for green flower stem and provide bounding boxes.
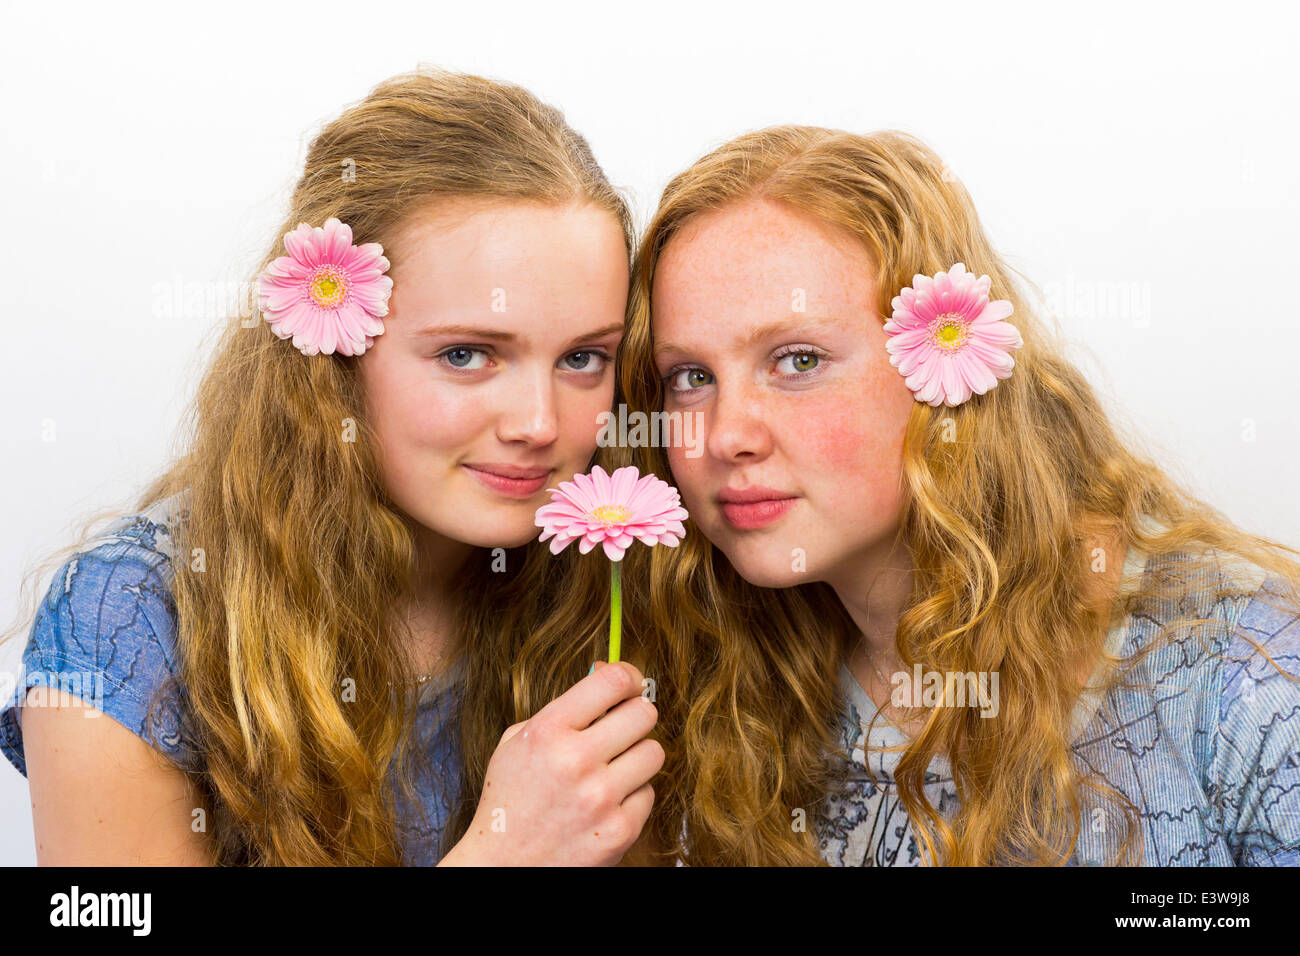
[608,559,623,664]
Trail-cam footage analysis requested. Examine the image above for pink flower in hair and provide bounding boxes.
[255,217,393,356]
[883,262,1023,407]
[535,465,688,562]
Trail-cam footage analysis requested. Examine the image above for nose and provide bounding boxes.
[705,378,772,464]
[496,364,559,447]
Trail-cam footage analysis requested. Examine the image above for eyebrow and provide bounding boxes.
[654,316,841,358]
[412,324,516,341]
[413,321,625,345]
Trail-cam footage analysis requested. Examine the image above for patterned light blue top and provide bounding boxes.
[817,540,1300,866]
[0,495,464,865]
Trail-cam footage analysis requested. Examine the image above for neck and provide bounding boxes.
[825,532,915,669]
[401,516,475,669]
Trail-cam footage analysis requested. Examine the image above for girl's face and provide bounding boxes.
[651,197,915,589]
[359,200,628,555]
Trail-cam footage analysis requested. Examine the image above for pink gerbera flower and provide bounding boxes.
[536,465,688,562]
[255,217,393,357]
[536,465,689,663]
[883,262,1023,407]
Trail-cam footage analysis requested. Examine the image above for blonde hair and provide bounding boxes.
[4,67,634,865]
[616,125,1300,865]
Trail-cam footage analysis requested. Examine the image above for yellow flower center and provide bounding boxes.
[308,266,347,308]
[931,313,968,352]
[592,505,631,524]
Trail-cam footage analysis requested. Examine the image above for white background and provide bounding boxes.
[2,0,1297,864]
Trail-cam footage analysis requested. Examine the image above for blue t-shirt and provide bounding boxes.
[817,541,1300,866]
[0,495,464,865]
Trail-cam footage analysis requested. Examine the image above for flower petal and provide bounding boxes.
[970,319,1022,350]
[610,466,638,506]
[972,299,1014,324]
[957,348,998,395]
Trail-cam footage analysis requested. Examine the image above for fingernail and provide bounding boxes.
[588,663,596,675]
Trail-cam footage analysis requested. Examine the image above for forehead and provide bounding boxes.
[390,198,615,277]
[382,199,627,331]
[652,197,875,327]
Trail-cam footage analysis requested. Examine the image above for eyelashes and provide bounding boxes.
[771,344,826,376]
[662,344,829,393]
[666,367,715,391]
[435,347,612,375]
[439,346,490,371]
[558,350,609,373]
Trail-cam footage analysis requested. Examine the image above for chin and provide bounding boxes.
[454,520,540,551]
[716,541,813,590]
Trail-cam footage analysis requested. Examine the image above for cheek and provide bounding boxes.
[798,377,908,501]
[665,443,710,511]
[556,387,613,459]
[800,407,868,472]
[404,388,484,451]
[365,360,483,456]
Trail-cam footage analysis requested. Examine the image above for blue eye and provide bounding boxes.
[440,347,489,370]
[561,351,606,372]
[669,368,714,391]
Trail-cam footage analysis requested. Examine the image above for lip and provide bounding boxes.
[462,463,553,499]
[717,485,799,530]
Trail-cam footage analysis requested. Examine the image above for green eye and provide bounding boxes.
[670,368,714,390]
[776,352,820,374]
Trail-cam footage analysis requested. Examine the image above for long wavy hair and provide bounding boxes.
[615,126,1300,866]
[4,68,638,865]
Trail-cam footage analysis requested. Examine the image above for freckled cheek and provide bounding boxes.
[665,443,713,515]
[803,419,864,471]
[787,386,906,503]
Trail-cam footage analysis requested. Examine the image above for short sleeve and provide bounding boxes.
[1207,574,1300,865]
[0,530,200,778]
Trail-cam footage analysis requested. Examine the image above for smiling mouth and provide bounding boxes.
[462,464,553,499]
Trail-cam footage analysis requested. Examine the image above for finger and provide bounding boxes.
[536,660,645,731]
[605,736,665,798]
[582,694,657,763]
[499,720,527,745]
[619,782,655,842]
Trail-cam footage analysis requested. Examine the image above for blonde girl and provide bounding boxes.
[1,68,663,866]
